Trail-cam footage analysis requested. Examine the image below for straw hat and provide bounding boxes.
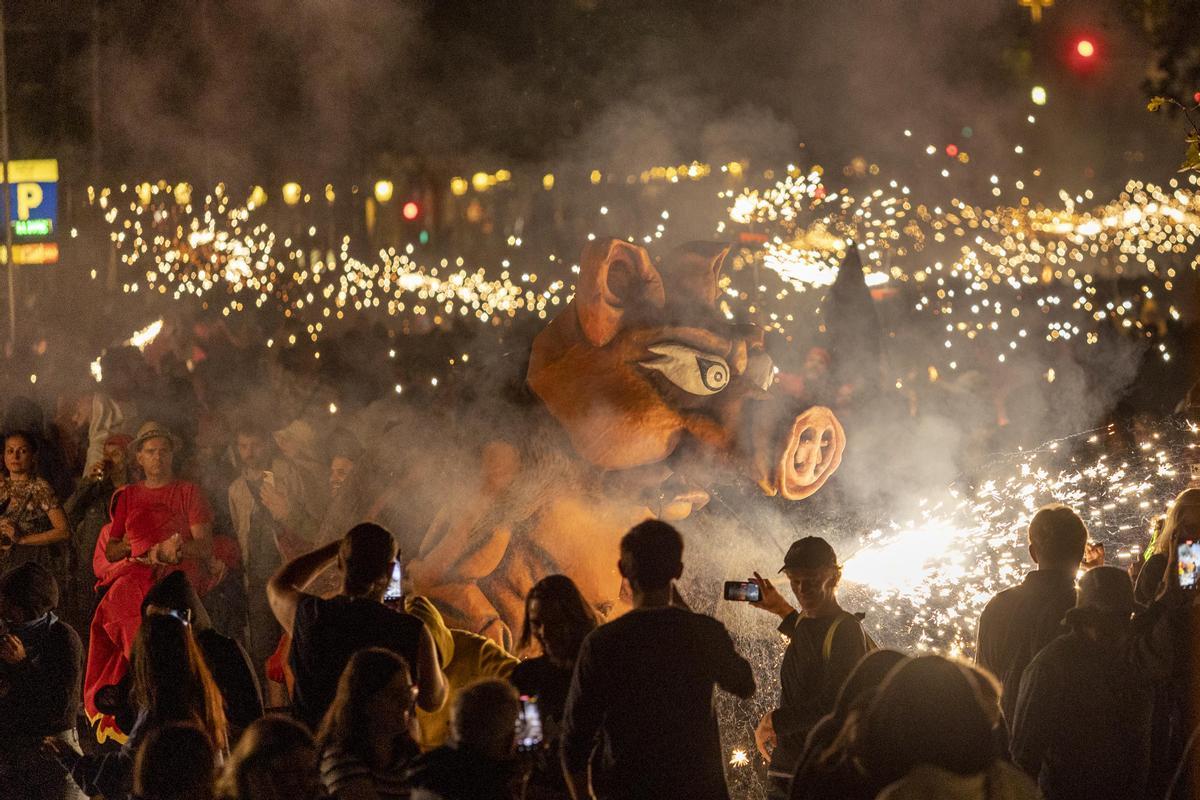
[131,421,180,453]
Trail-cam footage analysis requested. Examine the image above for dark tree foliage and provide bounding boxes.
[1124,0,1200,103]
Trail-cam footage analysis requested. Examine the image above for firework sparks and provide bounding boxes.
[839,421,1192,656]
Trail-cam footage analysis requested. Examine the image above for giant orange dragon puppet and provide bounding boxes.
[405,238,845,644]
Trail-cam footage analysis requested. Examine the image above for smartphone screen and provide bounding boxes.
[384,560,403,601]
[1178,540,1200,589]
[516,696,544,751]
[724,581,762,602]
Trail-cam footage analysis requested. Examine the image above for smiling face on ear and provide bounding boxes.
[527,238,845,506]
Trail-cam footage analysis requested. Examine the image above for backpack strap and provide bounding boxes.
[822,612,877,663]
[821,613,845,662]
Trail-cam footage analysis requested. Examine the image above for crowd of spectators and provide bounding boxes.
[0,329,1194,800]
[0,475,1194,799]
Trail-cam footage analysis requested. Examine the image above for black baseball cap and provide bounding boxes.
[780,536,838,573]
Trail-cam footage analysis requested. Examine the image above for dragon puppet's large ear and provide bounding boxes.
[659,241,731,308]
[576,238,665,347]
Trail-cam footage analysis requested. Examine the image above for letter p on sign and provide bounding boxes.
[17,183,42,221]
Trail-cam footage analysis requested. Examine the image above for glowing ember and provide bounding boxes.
[127,319,164,351]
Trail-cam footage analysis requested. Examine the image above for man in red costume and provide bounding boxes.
[83,421,214,742]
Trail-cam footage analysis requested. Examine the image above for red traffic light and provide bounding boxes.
[402,201,421,221]
[945,144,959,157]
[1075,38,1095,58]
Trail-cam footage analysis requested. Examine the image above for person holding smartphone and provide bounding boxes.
[1128,488,1200,800]
[228,422,319,697]
[749,536,873,800]
[510,575,600,799]
[0,563,86,800]
[267,522,447,730]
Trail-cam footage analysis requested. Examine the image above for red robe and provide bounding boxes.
[82,480,213,743]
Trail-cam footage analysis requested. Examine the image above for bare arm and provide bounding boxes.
[105,537,132,562]
[18,507,70,546]
[414,623,448,712]
[181,521,213,560]
[267,540,340,635]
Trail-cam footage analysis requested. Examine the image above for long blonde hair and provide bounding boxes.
[1153,487,1200,556]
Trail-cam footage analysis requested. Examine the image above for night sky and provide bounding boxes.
[10,0,1200,195]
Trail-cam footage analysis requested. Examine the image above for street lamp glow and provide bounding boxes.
[374,180,394,204]
[282,182,302,206]
[1031,85,1047,105]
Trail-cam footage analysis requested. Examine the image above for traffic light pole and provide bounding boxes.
[0,0,14,349]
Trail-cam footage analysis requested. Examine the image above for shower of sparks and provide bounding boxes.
[93,150,1200,376]
[127,318,164,351]
[729,749,750,767]
[839,420,1191,657]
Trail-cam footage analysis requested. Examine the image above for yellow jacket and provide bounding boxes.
[405,595,519,749]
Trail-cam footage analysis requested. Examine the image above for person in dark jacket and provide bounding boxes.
[0,562,86,800]
[750,536,873,799]
[560,520,755,800]
[976,503,1086,724]
[1010,566,1153,800]
[407,678,524,800]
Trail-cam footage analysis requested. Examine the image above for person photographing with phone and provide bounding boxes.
[267,522,447,729]
[228,422,319,694]
[748,536,873,800]
[1126,488,1200,799]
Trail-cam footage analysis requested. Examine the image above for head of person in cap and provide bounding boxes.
[753,536,843,619]
[132,421,180,488]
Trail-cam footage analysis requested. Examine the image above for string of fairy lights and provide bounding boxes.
[94,131,1199,391]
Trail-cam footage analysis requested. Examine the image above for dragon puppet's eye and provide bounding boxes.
[640,343,731,396]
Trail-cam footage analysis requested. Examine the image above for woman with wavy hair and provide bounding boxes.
[317,647,420,800]
[509,574,601,800]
